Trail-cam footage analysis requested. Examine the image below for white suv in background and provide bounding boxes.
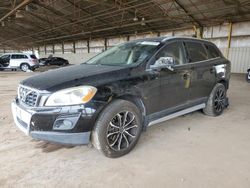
[0,53,39,71]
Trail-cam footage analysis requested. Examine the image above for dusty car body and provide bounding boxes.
[11,37,231,157]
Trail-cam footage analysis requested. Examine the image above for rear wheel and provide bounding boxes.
[203,83,227,116]
[92,100,143,158]
[0,64,3,71]
[20,63,30,72]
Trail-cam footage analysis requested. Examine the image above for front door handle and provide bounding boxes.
[182,72,191,88]
[210,67,215,73]
[182,72,190,80]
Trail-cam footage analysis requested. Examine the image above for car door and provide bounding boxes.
[0,55,10,67]
[10,54,22,67]
[151,41,191,114]
[50,58,57,65]
[184,41,217,102]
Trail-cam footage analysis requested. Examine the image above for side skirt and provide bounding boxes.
[148,103,206,127]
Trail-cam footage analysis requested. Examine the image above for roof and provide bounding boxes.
[133,36,211,44]
[0,0,249,49]
[0,53,32,56]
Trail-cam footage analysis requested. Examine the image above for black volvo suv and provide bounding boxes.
[12,37,230,158]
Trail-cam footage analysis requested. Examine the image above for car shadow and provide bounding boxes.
[32,140,75,153]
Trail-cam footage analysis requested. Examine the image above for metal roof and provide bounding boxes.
[0,0,250,49]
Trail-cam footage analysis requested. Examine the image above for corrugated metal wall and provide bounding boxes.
[12,21,250,74]
[221,48,250,73]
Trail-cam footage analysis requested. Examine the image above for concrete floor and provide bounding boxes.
[0,72,250,188]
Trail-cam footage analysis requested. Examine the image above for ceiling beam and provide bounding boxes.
[0,0,33,22]
[174,0,202,27]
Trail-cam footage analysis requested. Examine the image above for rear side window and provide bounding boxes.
[205,44,221,59]
[30,55,37,59]
[185,42,208,63]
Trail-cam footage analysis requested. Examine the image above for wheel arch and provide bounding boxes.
[115,95,146,117]
[20,62,30,67]
[218,79,229,89]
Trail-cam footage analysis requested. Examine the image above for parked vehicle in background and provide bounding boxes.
[0,53,39,71]
[38,58,48,66]
[247,69,250,82]
[39,57,69,66]
[11,37,231,158]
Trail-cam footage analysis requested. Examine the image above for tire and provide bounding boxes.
[92,99,143,158]
[203,83,227,116]
[20,63,30,72]
[0,64,3,71]
[246,70,250,82]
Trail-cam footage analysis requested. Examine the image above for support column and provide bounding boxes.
[193,25,203,38]
[87,40,90,53]
[73,41,76,53]
[52,44,55,54]
[62,42,64,54]
[104,38,107,51]
[226,22,233,58]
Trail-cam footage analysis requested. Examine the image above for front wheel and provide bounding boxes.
[203,83,227,116]
[92,100,143,158]
[246,70,250,82]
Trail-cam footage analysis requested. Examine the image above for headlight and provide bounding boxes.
[45,86,97,106]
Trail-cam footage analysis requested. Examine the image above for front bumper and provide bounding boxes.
[11,100,104,145]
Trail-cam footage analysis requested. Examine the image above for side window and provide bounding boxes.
[11,54,18,59]
[21,55,28,59]
[185,42,208,63]
[156,42,186,65]
[11,54,27,59]
[205,44,221,59]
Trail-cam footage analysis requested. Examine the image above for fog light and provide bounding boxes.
[53,114,80,130]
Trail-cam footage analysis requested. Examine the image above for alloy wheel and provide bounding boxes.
[21,64,29,72]
[214,88,225,113]
[106,111,138,151]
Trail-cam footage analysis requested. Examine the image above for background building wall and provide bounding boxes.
[2,21,250,73]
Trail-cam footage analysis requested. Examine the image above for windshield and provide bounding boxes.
[85,41,160,66]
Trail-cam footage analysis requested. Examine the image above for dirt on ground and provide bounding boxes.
[0,71,250,188]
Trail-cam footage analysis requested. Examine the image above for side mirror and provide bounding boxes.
[150,56,175,71]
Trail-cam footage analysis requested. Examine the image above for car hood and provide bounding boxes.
[21,64,131,92]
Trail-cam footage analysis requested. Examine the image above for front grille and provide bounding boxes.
[19,86,39,107]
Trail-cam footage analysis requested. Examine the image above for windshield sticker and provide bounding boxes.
[140,41,160,46]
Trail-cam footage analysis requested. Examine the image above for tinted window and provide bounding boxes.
[205,44,220,59]
[0,55,10,60]
[30,55,37,59]
[185,42,208,63]
[156,42,186,65]
[11,54,28,59]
